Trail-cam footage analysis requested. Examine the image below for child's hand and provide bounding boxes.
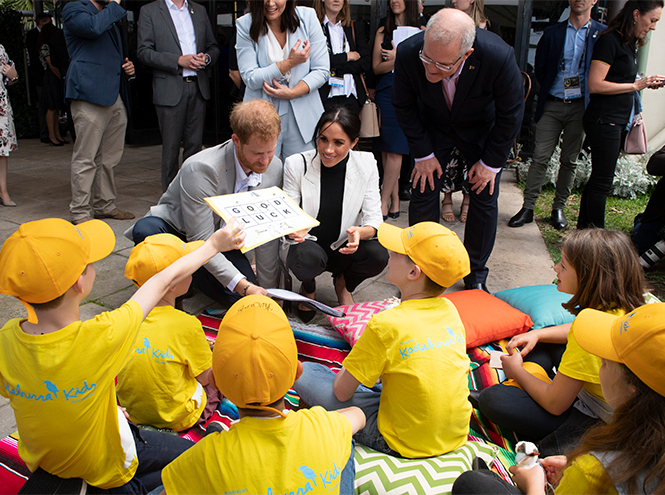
[212,217,245,252]
[501,347,523,380]
[541,455,567,485]
[507,331,539,356]
[509,463,546,495]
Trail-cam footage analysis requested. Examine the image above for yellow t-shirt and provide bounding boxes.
[556,454,618,495]
[162,407,353,495]
[560,308,625,401]
[342,297,471,458]
[0,301,144,489]
[117,305,212,431]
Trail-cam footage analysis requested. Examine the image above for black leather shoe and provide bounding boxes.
[464,283,490,294]
[508,207,534,227]
[399,186,411,201]
[551,209,568,230]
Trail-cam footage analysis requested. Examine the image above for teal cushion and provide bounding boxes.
[494,285,574,329]
[354,441,504,495]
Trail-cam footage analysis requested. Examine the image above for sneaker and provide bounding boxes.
[94,208,135,220]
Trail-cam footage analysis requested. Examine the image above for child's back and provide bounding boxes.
[117,235,214,431]
[343,295,471,457]
[162,295,365,495]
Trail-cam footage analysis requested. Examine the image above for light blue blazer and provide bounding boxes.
[236,6,329,144]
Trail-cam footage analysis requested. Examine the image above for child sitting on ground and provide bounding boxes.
[454,302,665,494]
[161,295,365,494]
[293,221,472,458]
[117,233,223,432]
[478,229,646,456]
[0,218,244,492]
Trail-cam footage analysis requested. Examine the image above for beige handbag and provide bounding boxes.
[624,114,647,154]
[350,22,380,138]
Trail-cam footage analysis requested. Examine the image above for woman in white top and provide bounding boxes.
[283,106,388,322]
[236,0,329,160]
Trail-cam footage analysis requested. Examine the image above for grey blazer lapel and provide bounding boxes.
[158,0,181,51]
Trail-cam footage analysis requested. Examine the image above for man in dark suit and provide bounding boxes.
[392,8,524,291]
[63,0,136,224]
[509,0,605,230]
[26,13,52,143]
[137,0,219,192]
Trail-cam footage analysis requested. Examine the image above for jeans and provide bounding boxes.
[293,362,400,456]
[108,425,194,494]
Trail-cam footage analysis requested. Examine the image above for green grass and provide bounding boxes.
[531,187,665,299]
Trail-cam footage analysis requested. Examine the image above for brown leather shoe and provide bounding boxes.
[94,208,135,220]
[72,216,92,225]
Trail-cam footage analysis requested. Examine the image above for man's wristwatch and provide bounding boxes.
[204,53,211,66]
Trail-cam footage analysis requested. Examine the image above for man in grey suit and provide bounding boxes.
[127,100,282,308]
[137,0,219,192]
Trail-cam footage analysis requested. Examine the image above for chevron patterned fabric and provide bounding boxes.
[353,441,510,495]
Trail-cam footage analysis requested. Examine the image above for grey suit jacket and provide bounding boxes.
[137,0,219,106]
[127,140,283,288]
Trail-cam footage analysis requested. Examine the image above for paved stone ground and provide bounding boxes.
[0,139,556,438]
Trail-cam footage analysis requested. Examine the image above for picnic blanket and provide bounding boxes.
[0,314,517,494]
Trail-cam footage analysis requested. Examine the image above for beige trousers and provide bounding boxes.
[70,95,127,221]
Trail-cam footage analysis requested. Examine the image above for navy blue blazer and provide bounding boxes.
[63,0,127,107]
[534,18,606,122]
[392,29,524,170]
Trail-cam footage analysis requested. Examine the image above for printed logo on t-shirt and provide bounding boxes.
[135,337,174,362]
[398,328,463,360]
[262,461,342,494]
[5,378,97,402]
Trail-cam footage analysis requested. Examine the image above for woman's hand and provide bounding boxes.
[347,51,361,62]
[339,226,360,255]
[263,79,296,99]
[507,332,539,356]
[287,39,311,67]
[2,63,17,82]
[381,43,396,63]
[509,464,547,495]
[288,228,309,243]
[541,456,567,486]
[500,347,524,380]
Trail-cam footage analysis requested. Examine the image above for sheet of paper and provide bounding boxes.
[205,186,319,253]
[489,350,506,369]
[393,26,421,47]
[266,289,346,318]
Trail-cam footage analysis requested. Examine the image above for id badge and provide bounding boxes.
[329,76,344,88]
[563,76,581,99]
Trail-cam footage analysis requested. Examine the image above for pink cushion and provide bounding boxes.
[327,291,533,348]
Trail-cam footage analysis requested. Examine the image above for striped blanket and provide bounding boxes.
[0,314,517,494]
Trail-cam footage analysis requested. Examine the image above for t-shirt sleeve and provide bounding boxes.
[558,328,602,384]
[341,316,388,388]
[556,455,612,495]
[95,300,145,376]
[591,33,618,66]
[181,316,213,378]
[162,438,209,494]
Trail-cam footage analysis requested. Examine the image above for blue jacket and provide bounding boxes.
[63,0,127,106]
[534,18,606,122]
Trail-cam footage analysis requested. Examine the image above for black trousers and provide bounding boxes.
[286,239,388,295]
[409,159,501,285]
[131,216,258,308]
[578,120,624,229]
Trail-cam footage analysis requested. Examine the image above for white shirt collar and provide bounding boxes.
[165,0,188,12]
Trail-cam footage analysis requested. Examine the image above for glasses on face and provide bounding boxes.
[419,49,462,72]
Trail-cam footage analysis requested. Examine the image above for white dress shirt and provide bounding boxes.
[324,15,357,98]
[165,0,197,77]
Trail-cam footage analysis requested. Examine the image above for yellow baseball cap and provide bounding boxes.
[378,221,470,287]
[0,218,115,323]
[212,295,297,417]
[125,233,204,287]
[573,303,665,397]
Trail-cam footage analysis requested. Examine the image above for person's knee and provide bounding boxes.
[132,217,169,244]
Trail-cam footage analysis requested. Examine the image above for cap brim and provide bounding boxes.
[572,308,621,362]
[76,220,116,264]
[378,223,407,255]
